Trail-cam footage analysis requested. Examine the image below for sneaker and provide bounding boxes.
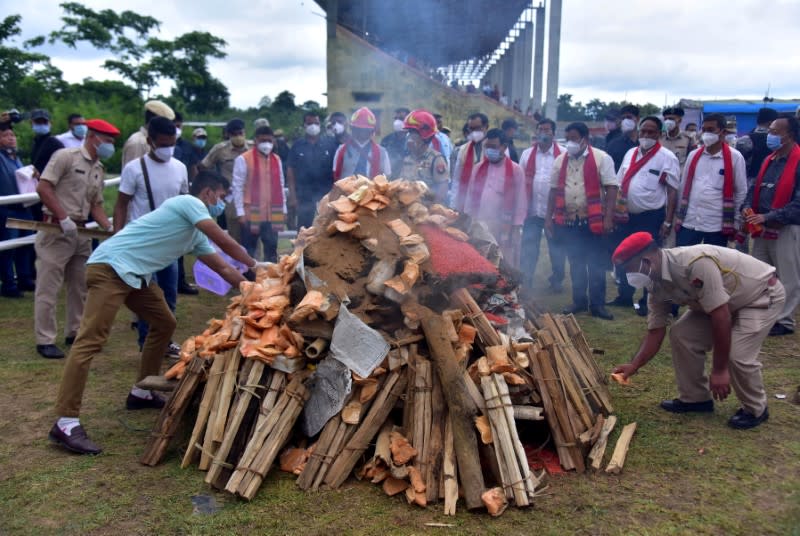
[728,407,769,429]
[166,342,181,358]
[126,392,166,410]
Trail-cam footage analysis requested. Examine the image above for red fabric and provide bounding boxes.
[553,147,604,234]
[620,142,661,197]
[85,118,120,136]
[418,224,498,278]
[430,136,441,153]
[456,141,477,209]
[612,231,655,265]
[524,143,561,203]
[676,143,735,235]
[752,144,800,216]
[333,141,382,180]
[466,156,515,216]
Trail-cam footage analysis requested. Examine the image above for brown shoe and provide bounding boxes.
[48,423,102,455]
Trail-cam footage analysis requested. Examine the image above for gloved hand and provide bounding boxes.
[59,217,78,238]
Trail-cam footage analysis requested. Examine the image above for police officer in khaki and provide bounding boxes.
[611,232,784,429]
[200,118,252,242]
[121,100,175,167]
[398,110,449,203]
[660,106,694,169]
[34,119,118,359]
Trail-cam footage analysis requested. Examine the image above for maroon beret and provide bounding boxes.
[612,232,655,265]
[85,119,120,137]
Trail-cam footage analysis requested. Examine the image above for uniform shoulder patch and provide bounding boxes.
[435,159,447,174]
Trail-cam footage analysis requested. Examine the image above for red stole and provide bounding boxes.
[524,143,561,204]
[455,141,479,210]
[242,149,285,229]
[333,140,382,180]
[431,136,441,153]
[553,146,604,235]
[466,157,516,218]
[675,143,735,236]
[613,142,663,223]
[750,143,800,239]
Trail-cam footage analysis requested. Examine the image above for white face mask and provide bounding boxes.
[663,119,677,132]
[621,118,636,133]
[258,141,273,155]
[393,119,404,132]
[725,134,737,145]
[701,132,719,146]
[305,123,321,137]
[175,127,182,139]
[153,145,174,162]
[332,123,345,135]
[626,259,652,289]
[566,140,584,157]
[639,137,657,150]
[469,130,485,143]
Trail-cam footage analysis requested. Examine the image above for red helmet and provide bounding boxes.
[350,107,377,129]
[403,109,438,140]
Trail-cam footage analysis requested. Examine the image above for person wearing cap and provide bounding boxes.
[232,126,286,261]
[660,107,694,169]
[453,112,489,211]
[48,171,270,455]
[544,121,618,320]
[287,111,337,229]
[463,128,527,266]
[607,116,680,316]
[200,118,252,244]
[501,118,520,163]
[431,113,453,164]
[519,118,566,292]
[121,100,175,167]
[253,117,270,130]
[56,114,88,149]
[381,107,411,178]
[183,127,208,181]
[399,110,449,203]
[33,118,118,359]
[740,113,800,337]
[606,105,640,172]
[332,107,391,181]
[602,108,622,150]
[30,109,65,174]
[671,113,747,248]
[610,231,784,430]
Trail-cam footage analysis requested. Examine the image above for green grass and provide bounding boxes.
[0,247,798,535]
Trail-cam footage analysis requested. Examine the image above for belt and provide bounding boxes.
[43,215,87,226]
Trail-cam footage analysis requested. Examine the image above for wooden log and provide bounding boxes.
[181,350,230,468]
[605,422,636,474]
[462,369,487,414]
[512,406,544,421]
[254,370,286,431]
[493,374,539,500]
[312,417,349,490]
[421,311,486,510]
[324,370,408,489]
[296,414,340,490]
[588,415,618,470]
[425,366,445,503]
[482,376,527,506]
[205,361,267,486]
[450,288,502,348]
[212,349,242,443]
[442,414,458,516]
[579,414,605,446]
[140,356,207,466]
[199,371,223,471]
[552,344,594,431]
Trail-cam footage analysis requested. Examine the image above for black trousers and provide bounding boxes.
[520,216,566,289]
[554,223,609,308]
[240,221,278,262]
[611,209,665,303]
[676,226,728,247]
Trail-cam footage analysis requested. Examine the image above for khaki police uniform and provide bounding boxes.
[647,244,785,416]
[661,131,693,169]
[399,147,449,189]
[35,147,105,345]
[121,127,149,167]
[201,140,252,243]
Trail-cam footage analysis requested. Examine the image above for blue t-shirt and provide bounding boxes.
[89,195,216,288]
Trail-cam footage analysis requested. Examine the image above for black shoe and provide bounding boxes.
[178,282,199,295]
[65,336,75,346]
[635,303,648,317]
[48,423,102,455]
[126,392,166,410]
[728,407,769,429]
[590,305,614,320]
[1,287,23,298]
[36,344,65,359]
[606,296,633,308]
[659,398,714,413]
[768,323,794,337]
[562,303,588,315]
[166,341,181,358]
[19,280,36,291]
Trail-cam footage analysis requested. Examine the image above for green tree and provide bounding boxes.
[272,91,296,112]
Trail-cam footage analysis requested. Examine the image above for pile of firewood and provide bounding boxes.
[140,175,635,516]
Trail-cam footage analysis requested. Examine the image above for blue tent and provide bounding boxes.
[702,101,799,134]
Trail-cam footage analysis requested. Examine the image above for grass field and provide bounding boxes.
[0,244,798,535]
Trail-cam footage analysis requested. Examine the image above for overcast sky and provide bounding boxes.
[3,0,798,112]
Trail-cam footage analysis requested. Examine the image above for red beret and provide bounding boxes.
[612,232,655,265]
[85,119,120,137]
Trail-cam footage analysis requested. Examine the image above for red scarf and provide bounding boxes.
[241,149,285,230]
[431,135,441,153]
[553,146,604,234]
[613,142,663,223]
[333,140,382,180]
[750,143,800,239]
[524,143,561,205]
[675,143,735,236]
[466,156,516,218]
[455,141,479,210]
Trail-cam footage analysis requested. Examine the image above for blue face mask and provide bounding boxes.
[194,138,207,149]
[96,142,115,160]
[73,124,88,138]
[208,199,225,218]
[32,124,50,136]
[766,133,784,151]
[485,147,503,163]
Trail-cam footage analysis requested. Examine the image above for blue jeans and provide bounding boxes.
[137,261,178,348]
[520,216,566,289]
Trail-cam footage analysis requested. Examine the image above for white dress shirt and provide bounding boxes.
[617,145,680,214]
[56,130,84,149]
[519,143,565,218]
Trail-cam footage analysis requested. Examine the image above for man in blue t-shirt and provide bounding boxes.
[48,171,269,455]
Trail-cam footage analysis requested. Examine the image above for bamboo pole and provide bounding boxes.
[181,350,229,468]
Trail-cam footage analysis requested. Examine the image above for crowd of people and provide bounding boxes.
[0,97,797,453]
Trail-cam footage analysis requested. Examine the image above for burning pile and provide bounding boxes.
[140,175,633,516]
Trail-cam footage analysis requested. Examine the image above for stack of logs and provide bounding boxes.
[140,174,636,516]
